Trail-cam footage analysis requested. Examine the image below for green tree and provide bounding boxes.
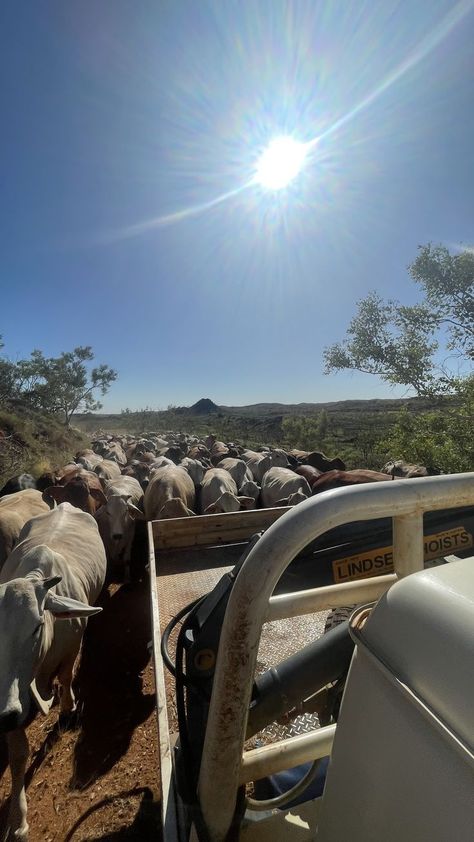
[3,344,117,426]
[317,409,328,442]
[0,336,19,404]
[281,412,330,450]
[324,244,474,396]
[382,377,474,473]
[323,244,474,472]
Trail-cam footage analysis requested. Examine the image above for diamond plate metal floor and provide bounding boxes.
[155,543,328,744]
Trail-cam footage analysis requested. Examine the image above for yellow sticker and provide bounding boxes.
[332,527,473,584]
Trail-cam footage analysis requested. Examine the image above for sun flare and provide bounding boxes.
[255,136,308,190]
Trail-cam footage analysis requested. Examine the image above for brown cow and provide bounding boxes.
[44,473,106,514]
[76,448,98,459]
[35,471,59,492]
[162,445,187,464]
[303,451,346,472]
[122,461,151,489]
[55,464,82,483]
[136,452,157,464]
[295,465,323,487]
[0,489,50,570]
[311,469,393,494]
[188,444,211,462]
[210,441,230,466]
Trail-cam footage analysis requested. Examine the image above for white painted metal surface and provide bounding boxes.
[148,522,181,842]
[317,560,474,842]
[392,513,424,578]
[266,573,396,621]
[197,473,474,842]
[239,725,336,784]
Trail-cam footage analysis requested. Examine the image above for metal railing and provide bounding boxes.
[197,473,474,841]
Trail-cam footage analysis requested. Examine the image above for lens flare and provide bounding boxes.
[254,136,308,190]
[91,0,474,243]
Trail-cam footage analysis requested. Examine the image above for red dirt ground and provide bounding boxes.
[0,539,162,842]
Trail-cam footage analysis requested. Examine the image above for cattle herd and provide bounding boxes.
[0,429,430,840]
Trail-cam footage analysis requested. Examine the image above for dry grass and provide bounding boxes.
[0,406,90,487]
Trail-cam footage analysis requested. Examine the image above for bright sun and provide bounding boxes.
[255,135,308,190]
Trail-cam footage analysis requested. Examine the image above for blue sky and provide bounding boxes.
[1,0,473,412]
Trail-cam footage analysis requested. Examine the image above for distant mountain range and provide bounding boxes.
[79,395,442,422]
[185,396,435,417]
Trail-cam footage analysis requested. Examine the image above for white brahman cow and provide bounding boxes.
[217,457,253,490]
[95,475,144,580]
[238,479,260,504]
[148,456,175,473]
[144,466,196,519]
[0,489,51,571]
[179,457,206,486]
[101,442,127,467]
[241,449,289,483]
[75,449,103,468]
[0,502,106,840]
[94,458,122,483]
[200,468,255,514]
[260,467,311,508]
[76,452,104,471]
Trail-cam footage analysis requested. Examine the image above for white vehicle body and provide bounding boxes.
[148,473,474,842]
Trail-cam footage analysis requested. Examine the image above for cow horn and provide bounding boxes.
[43,575,62,590]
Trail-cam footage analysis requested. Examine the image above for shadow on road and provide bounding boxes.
[64,787,161,841]
[71,571,155,789]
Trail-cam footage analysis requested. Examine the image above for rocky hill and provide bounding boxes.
[188,398,220,415]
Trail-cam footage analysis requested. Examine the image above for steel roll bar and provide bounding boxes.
[197,473,474,841]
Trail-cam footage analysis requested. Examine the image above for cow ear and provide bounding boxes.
[237,496,256,510]
[43,486,65,505]
[127,502,147,520]
[44,592,102,619]
[43,576,62,590]
[29,574,61,611]
[90,488,107,506]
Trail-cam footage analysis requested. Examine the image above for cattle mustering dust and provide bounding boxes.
[0,428,430,840]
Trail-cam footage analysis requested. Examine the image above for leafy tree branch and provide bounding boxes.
[0,340,117,425]
[324,244,473,396]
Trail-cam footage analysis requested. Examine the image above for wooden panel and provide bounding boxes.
[151,507,291,550]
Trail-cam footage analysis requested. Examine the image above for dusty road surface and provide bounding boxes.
[0,528,162,841]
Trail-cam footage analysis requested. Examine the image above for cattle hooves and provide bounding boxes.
[2,825,28,842]
[59,709,80,731]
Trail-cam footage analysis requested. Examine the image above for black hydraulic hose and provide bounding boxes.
[175,599,212,801]
[175,619,195,799]
[247,620,354,738]
[161,595,204,677]
[246,758,323,811]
